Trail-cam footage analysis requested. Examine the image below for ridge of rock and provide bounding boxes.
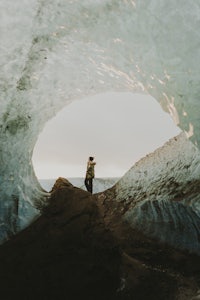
[0,177,199,300]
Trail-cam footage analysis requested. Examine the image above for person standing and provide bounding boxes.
[84,156,96,194]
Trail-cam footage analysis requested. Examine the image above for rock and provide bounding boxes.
[0,178,120,300]
[0,177,199,300]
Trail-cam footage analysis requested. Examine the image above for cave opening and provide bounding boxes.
[32,91,181,192]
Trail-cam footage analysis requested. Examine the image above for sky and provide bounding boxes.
[32,92,181,179]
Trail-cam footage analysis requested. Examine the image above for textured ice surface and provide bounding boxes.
[1,1,200,242]
[115,133,200,253]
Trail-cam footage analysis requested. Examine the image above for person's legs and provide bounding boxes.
[89,178,93,194]
[84,178,93,193]
[84,178,90,192]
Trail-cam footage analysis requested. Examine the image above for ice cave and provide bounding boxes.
[1,0,200,257]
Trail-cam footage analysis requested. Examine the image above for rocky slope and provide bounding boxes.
[0,178,200,300]
[39,177,119,193]
[0,178,120,300]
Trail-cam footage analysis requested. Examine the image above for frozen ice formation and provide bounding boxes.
[115,133,200,253]
[0,1,200,244]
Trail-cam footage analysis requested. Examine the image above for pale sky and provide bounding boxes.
[32,92,181,179]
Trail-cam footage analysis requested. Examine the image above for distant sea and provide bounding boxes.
[39,177,119,194]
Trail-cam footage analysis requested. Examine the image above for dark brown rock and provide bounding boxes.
[0,178,120,300]
[0,177,199,300]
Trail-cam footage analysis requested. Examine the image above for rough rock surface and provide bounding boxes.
[0,178,120,300]
[0,178,200,300]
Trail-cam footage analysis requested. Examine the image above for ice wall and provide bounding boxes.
[114,133,200,253]
[0,1,200,241]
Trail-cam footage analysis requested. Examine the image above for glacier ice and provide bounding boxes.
[0,1,200,244]
[114,133,200,253]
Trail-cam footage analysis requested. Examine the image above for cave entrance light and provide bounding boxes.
[32,92,181,190]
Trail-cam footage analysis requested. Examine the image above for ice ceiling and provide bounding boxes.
[0,0,200,241]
